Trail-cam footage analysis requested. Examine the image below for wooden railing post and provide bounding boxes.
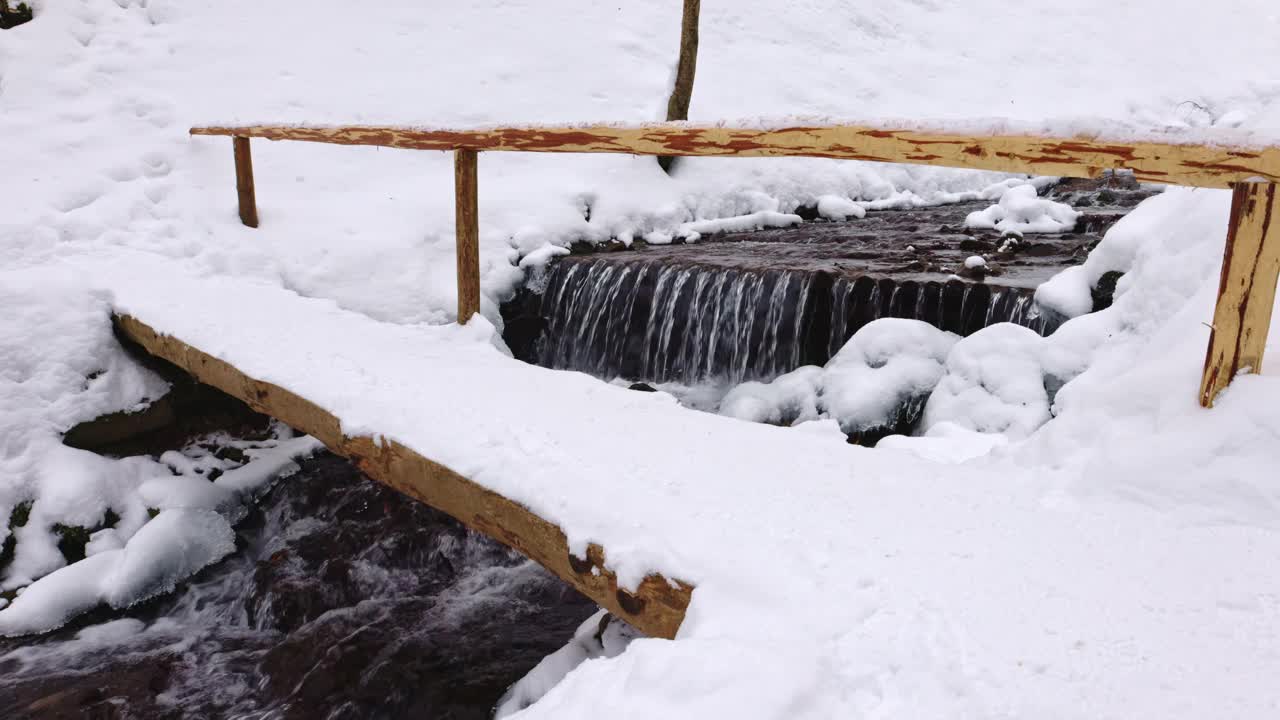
[658,0,700,174]
[454,149,481,324]
[232,136,259,228]
[1200,182,1280,407]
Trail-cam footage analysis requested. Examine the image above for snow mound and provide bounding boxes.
[965,184,1081,235]
[720,319,958,437]
[1034,187,1168,319]
[719,366,823,426]
[0,509,234,636]
[821,320,959,434]
[920,323,1050,439]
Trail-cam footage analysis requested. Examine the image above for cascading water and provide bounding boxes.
[536,261,818,384]
[502,188,1155,391]
[523,257,1060,386]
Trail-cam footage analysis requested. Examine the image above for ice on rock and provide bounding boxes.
[816,194,867,220]
[965,184,1080,235]
[920,323,1050,439]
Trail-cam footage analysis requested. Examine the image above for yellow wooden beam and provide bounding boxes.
[191,122,1280,189]
[1200,182,1280,407]
[113,314,693,638]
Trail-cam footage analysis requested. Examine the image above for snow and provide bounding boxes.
[815,194,866,221]
[876,422,1011,464]
[5,0,1280,717]
[964,254,987,270]
[1035,184,1181,319]
[677,210,803,238]
[718,366,823,426]
[720,319,959,436]
[0,426,319,635]
[965,184,1082,235]
[920,323,1052,439]
[0,508,233,636]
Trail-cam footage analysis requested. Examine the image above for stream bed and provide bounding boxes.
[0,452,595,720]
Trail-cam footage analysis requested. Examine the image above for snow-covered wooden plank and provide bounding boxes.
[112,313,693,638]
[1200,182,1280,407]
[191,123,1280,189]
[454,149,481,324]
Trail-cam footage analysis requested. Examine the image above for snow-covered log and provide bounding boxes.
[111,314,693,639]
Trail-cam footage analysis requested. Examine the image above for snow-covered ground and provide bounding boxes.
[5,1,1280,717]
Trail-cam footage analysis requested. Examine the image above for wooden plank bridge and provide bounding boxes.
[117,121,1280,638]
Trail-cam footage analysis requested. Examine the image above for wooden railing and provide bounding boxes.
[191,122,1280,408]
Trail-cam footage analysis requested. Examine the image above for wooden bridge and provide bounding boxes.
[115,121,1280,638]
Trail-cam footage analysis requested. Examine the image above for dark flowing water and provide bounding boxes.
[0,453,595,720]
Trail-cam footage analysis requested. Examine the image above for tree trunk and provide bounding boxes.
[659,0,700,174]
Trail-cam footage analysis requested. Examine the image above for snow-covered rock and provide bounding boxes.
[965,184,1081,235]
[920,322,1050,439]
[719,366,823,426]
[720,319,958,439]
[821,319,959,435]
[816,195,867,221]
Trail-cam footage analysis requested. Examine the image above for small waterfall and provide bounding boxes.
[519,256,1062,385]
[535,260,818,384]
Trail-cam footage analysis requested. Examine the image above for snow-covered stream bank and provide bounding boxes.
[0,452,597,719]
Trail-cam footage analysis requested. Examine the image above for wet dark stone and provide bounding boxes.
[792,204,821,222]
[1092,270,1125,312]
[958,238,996,252]
[0,2,33,30]
[64,331,274,457]
[0,453,598,720]
[845,395,931,448]
[1072,212,1128,235]
[1047,171,1155,210]
[627,382,658,392]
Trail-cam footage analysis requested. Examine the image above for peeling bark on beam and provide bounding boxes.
[112,314,693,639]
[1199,182,1280,407]
[191,123,1280,189]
